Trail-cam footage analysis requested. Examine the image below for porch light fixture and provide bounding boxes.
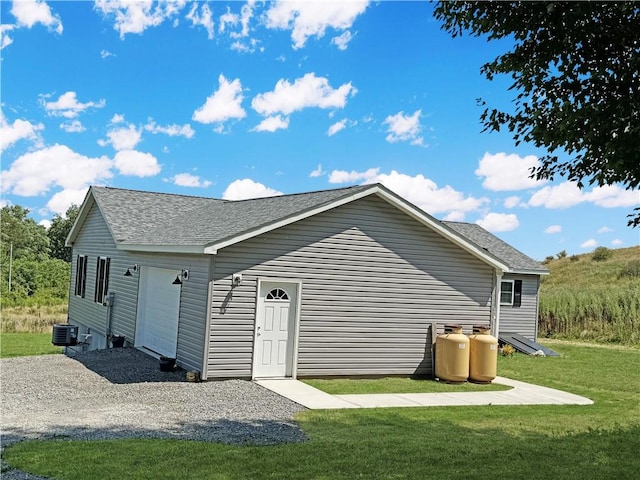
[124,264,139,277]
[172,269,189,285]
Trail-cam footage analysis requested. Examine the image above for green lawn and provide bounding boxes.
[4,342,640,479]
[303,376,511,394]
[0,333,62,358]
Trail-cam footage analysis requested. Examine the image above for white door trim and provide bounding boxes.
[252,277,302,380]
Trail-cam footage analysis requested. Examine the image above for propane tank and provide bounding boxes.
[435,324,470,383]
[469,325,498,383]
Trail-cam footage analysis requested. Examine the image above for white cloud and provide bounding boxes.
[1,24,15,49]
[327,119,347,136]
[144,119,195,138]
[329,168,379,184]
[11,0,63,34]
[309,164,325,178]
[94,0,186,38]
[476,152,546,191]
[264,0,368,49]
[329,169,487,216]
[476,213,520,232]
[1,144,112,196]
[585,185,639,208]
[528,182,585,209]
[46,188,89,215]
[193,74,246,130]
[220,1,254,39]
[383,110,424,146]
[100,124,142,151]
[0,112,44,153]
[580,239,597,249]
[113,150,160,177]
[545,225,562,234]
[443,211,466,222]
[252,73,356,116]
[528,181,639,210]
[170,173,212,188]
[60,120,86,133]
[252,115,289,132]
[110,113,125,124]
[185,2,214,39]
[331,30,353,50]
[100,49,115,59]
[39,218,52,229]
[41,91,105,118]
[222,178,282,200]
[597,226,613,234]
[503,196,521,209]
[611,239,624,246]
[368,171,489,215]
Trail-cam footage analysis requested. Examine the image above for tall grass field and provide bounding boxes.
[539,246,640,344]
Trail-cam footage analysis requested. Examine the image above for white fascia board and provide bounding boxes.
[115,243,205,254]
[203,186,379,254]
[510,269,550,276]
[65,189,95,247]
[372,187,511,272]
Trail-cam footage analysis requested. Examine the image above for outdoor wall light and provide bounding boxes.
[123,264,139,277]
[172,269,189,285]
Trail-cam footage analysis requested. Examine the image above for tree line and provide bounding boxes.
[0,205,78,306]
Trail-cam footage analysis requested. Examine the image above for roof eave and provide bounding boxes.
[114,243,206,254]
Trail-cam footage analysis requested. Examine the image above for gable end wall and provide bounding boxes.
[208,196,494,378]
[68,203,211,372]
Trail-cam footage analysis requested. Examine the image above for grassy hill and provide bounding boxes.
[539,246,640,344]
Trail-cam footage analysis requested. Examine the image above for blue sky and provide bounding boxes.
[1,0,638,260]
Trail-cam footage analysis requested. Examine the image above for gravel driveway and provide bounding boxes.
[1,349,307,449]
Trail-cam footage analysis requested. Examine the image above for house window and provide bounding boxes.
[266,288,289,300]
[74,255,88,298]
[501,279,522,307]
[500,280,514,305]
[94,257,111,304]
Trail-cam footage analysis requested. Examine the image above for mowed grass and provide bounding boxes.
[0,333,62,358]
[4,342,640,480]
[303,376,511,394]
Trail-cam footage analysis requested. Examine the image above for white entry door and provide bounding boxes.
[135,267,181,358]
[253,281,298,378]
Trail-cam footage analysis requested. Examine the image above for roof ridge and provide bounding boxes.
[221,184,373,204]
[92,185,219,202]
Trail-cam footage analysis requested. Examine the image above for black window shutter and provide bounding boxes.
[513,280,522,307]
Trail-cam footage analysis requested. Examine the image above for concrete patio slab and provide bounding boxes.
[255,376,594,410]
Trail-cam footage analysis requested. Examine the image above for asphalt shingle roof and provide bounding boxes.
[90,185,371,246]
[85,185,545,274]
[444,221,548,273]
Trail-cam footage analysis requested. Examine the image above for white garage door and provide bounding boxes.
[135,267,181,358]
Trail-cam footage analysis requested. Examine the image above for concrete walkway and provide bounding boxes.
[255,376,594,409]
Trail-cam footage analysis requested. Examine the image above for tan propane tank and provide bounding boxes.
[469,325,498,383]
[435,324,470,383]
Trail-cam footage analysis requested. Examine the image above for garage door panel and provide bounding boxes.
[136,267,180,358]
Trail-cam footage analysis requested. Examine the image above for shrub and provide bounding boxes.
[556,250,567,259]
[592,246,612,262]
[569,255,580,262]
[500,344,515,357]
[543,255,554,264]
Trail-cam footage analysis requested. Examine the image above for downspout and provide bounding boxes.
[105,291,115,348]
[492,270,503,339]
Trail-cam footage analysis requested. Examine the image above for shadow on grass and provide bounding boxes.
[3,414,639,479]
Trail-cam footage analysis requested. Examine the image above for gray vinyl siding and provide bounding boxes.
[68,203,211,372]
[208,196,494,378]
[499,274,539,340]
